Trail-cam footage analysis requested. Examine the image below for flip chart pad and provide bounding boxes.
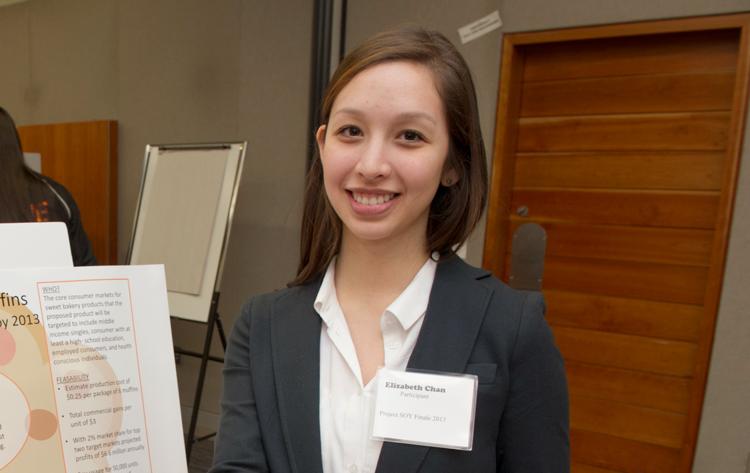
[133,150,227,295]
[129,143,246,322]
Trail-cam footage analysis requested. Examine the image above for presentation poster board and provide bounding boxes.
[128,143,246,322]
[0,222,73,268]
[0,265,187,473]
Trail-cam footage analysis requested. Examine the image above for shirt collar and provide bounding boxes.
[313,257,339,327]
[313,256,437,331]
[385,258,436,330]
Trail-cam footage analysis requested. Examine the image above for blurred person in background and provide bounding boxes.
[0,106,96,266]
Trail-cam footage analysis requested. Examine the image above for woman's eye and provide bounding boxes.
[339,126,363,138]
[401,130,424,142]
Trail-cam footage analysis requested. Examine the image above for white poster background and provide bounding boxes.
[0,222,73,268]
[0,265,186,473]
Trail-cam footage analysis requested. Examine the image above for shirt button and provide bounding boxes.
[348,464,358,473]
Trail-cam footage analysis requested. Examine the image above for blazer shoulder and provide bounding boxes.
[481,272,544,324]
[483,275,542,310]
[445,258,546,347]
[238,282,319,323]
[444,256,538,308]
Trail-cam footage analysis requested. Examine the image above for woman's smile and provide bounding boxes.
[348,189,400,216]
[350,191,397,206]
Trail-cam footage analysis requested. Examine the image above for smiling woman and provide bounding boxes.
[210,27,569,473]
[317,60,452,258]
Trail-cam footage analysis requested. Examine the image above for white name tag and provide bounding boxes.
[371,369,478,450]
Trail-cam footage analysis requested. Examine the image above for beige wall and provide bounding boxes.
[698,136,750,473]
[1,1,748,471]
[0,0,312,430]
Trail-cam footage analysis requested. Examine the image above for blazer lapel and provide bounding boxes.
[376,256,494,473]
[271,282,324,473]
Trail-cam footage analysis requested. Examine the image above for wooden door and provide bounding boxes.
[483,14,750,473]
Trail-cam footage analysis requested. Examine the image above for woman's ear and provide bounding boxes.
[315,125,327,152]
[441,167,459,187]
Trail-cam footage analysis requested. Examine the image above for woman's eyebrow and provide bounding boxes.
[331,107,364,119]
[332,108,437,125]
[394,111,438,126]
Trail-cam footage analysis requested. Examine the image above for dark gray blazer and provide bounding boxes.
[209,256,569,473]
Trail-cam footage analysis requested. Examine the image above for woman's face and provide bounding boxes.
[316,60,454,250]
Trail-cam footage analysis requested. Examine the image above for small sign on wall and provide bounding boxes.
[458,11,503,44]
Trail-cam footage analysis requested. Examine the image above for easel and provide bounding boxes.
[126,142,247,465]
[174,291,227,461]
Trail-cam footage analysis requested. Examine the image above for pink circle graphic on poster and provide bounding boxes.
[0,329,16,365]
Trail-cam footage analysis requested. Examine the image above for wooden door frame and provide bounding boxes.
[482,13,750,471]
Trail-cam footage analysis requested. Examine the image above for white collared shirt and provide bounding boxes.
[315,257,437,473]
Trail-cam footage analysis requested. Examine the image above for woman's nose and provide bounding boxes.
[354,140,391,181]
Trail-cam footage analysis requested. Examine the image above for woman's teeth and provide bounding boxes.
[352,192,395,205]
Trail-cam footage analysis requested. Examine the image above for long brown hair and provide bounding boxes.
[0,106,41,223]
[291,27,488,285]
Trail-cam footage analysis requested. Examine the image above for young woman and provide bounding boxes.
[211,27,568,473]
[0,106,96,266]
